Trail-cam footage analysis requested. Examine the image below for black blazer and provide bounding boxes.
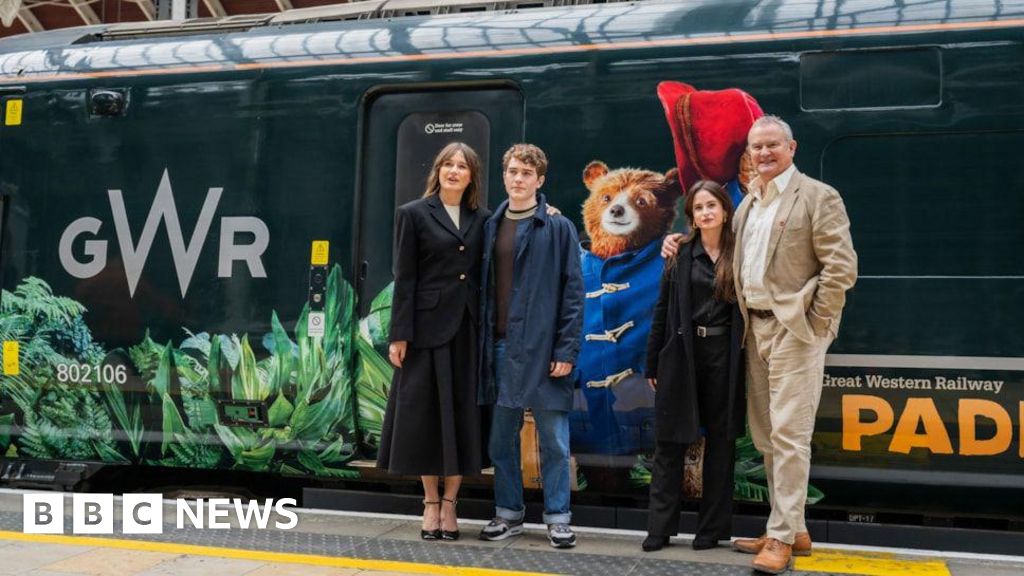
[644,239,745,444]
[389,194,490,349]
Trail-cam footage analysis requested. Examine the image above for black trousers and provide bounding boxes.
[647,333,735,540]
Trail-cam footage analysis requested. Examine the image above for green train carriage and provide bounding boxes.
[0,0,1021,530]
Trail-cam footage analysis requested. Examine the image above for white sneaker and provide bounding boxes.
[547,523,577,548]
[478,517,524,541]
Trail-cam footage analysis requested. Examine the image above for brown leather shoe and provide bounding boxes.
[752,538,792,574]
[732,531,812,556]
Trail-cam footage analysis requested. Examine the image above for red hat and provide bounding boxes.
[657,81,763,192]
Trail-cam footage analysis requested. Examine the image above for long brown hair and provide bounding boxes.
[684,180,737,303]
[422,142,482,210]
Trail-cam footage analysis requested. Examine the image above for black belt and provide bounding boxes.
[748,308,775,319]
[694,324,730,338]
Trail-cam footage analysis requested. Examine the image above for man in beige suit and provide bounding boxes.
[659,115,856,573]
[730,115,857,573]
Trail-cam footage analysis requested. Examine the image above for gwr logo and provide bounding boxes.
[59,170,269,298]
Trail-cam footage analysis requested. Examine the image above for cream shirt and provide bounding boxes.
[741,163,797,310]
[443,203,460,229]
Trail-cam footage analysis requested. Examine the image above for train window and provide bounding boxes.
[800,48,941,111]
[822,130,1024,277]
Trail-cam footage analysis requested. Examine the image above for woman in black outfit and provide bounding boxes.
[642,180,745,552]
[377,142,489,542]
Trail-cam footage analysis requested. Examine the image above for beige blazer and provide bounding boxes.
[733,169,858,344]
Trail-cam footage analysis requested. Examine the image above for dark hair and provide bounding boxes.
[501,143,548,177]
[683,180,737,303]
[422,142,483,210]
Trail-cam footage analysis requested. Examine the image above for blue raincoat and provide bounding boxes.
[478,194,584,412]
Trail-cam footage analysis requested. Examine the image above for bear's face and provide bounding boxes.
[582,161,680,259]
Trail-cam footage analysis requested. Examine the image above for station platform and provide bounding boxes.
[0,490,1021,576]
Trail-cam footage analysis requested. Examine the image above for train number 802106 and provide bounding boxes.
[55,363,129,385]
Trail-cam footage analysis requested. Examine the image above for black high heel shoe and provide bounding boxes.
[440,497,460,541]
[421,500,441,540]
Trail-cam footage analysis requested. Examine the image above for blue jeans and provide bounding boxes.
[489,340,572,525]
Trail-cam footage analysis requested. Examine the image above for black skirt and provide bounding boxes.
[377,312,483,476]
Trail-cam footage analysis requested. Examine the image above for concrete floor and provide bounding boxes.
[0,490,1021,576]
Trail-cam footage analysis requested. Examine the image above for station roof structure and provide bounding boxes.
[0,1,375,38]
[1,0,625,38]
[2,1,1018,43]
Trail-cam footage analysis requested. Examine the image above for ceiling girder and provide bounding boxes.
[67,0,100,25]
[17,6,43,32]
[134,0,156,20]
[203,0,225,18]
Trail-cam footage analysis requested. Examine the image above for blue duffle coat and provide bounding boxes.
[574,238,664,451]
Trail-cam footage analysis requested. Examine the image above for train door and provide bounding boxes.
[356,86,524,309]
[352,86,524,453]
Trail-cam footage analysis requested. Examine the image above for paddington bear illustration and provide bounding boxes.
[572,163,681,455]
[571,82,763,458]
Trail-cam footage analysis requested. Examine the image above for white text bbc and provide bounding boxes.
[23,494,299,534]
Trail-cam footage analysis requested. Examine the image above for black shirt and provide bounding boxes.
[691,239,732,327]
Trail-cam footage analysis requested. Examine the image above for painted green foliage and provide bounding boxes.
[355,283,394,451]
[0,273,824,504]
[0,267,397,477]
[0,278,121,461]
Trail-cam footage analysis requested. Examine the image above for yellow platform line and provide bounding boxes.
[0,530,558,576]
[795,549,951,576]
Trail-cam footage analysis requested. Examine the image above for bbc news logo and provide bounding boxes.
[23,494,298,534]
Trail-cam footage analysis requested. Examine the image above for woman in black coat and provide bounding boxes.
[377,142,490,542]
[642,180,745,552]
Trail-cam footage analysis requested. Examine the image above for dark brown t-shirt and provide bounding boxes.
[494,206,537,337]
[494,216,518,338]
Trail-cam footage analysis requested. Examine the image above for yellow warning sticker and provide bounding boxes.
[2,341,19,376]
[311,241,329,266]
[5,99,22,126]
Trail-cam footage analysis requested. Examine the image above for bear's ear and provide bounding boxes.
[663,168,684,197]
[582,161,609,190]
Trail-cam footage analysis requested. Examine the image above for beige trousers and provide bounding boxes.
[746,314,830,544]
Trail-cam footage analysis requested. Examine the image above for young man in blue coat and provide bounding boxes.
[478,144,585,548]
